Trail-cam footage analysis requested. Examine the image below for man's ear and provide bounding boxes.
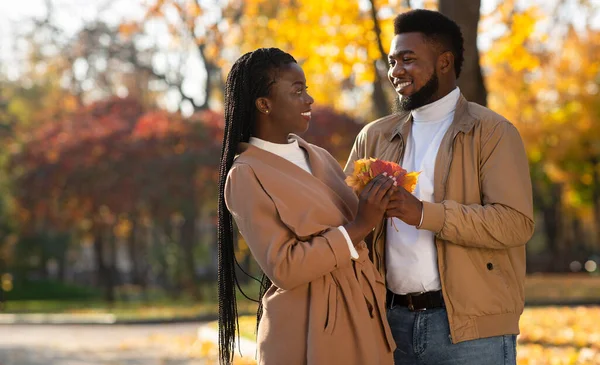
[255,97,271,115]
[438,51,454,75]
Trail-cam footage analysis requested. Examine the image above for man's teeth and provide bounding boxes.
[301,112,311,117]
[398,81,411,88]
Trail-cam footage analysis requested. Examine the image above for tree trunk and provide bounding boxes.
[93,225,115,304]
[180,208,201,300]
[368,0,392,118]
[591,157,600,245]
[372,62,392,118]
[127,218,141,286]
[539,184,564,272]
[198,44,218,111]
[180,172,201,298]
[108,231,118,303]
[438,0,487,106]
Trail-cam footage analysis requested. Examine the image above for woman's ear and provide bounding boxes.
[438,51,454,75]
[255,97,271,115]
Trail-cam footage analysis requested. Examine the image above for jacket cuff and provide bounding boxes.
[323,228,353,268]
[419,201,445,234]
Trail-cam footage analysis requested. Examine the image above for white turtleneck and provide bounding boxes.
[386,87,461,295]
[249,137,313,174]
[248,137,359,260]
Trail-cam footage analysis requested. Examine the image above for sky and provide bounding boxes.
[0,0,146,78]
[0,0,202,113]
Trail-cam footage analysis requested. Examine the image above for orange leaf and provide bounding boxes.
[346,158,419,194]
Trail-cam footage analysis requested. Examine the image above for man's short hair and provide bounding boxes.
[394,9,465,78]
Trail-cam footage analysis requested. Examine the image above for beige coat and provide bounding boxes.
[225,135,395,365]
[345,94,535,344]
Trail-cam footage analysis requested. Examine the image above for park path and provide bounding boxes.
[0,323,212,365]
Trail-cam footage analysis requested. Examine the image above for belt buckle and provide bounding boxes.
[407,292,426,312]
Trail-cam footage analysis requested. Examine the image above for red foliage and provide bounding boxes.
[302,106,363,164]
[13,100,361,232]
[13,97,223,229]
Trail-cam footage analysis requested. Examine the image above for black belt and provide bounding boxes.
[386,289,445,311]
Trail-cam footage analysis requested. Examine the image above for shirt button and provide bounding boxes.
[487,263,494,270]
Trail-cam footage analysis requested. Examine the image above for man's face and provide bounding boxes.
[388,32,440,111]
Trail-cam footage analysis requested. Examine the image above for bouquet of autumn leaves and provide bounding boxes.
[346,158,420,194]
[346,158,420,231]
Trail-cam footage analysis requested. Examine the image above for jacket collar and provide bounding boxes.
[236,134,326,182]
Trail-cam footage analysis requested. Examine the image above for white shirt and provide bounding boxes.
[249,137,359,260]
[386,87,460,294]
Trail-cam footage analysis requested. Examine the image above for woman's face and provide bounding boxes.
[261,63,314,137]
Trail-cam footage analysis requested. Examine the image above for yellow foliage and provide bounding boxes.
[485,4,600,214]
[234,0,404,111]
[235,236,251,262]
[113,217,133,238]
[188,306,600,364]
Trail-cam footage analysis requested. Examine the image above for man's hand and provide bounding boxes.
[386,187,423,227]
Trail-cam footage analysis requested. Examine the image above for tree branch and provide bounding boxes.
[368,0,388,64]
[368,0,391,118]
[134,61,202,110]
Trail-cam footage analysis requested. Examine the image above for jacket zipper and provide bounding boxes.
[440,130,460,199]
[377,135,406,272]
[438,129,459,343]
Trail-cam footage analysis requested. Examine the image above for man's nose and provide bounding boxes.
[390,63,406,79]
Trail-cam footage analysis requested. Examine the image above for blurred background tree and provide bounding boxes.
[0,0,599,311]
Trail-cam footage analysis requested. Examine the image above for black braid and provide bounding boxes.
[217,48,296,365]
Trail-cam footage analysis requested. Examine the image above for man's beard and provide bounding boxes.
[393,72,439,113]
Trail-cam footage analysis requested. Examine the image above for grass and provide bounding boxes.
[524,273,600,305]
[208,273,600,344]
[2,296,259,321]
[1,280,260,321]
[204,306,600,365]
[1,274,599,322]
[4,279,100,301]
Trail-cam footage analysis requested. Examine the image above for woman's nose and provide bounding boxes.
[305,93,314,105]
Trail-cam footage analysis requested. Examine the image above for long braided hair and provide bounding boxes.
[217,48,297,365]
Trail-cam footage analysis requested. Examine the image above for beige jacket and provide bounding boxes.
[345,95,534,344]
[225,135,395,365]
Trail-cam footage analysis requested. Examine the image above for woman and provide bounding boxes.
[217,48,396,365]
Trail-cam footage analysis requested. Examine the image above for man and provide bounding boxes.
[345,9,534,365]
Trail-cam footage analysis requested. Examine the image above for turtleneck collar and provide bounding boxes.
[411,87,460,123]
[249,136,300,153]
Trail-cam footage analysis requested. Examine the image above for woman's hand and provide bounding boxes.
[344,174,396,244]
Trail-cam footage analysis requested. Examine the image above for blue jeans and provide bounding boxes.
[387,305,517,365]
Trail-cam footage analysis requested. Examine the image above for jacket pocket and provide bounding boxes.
[324,280,337,334]
[484,251,510,290]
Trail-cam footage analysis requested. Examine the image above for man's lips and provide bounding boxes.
[395,80,413,93]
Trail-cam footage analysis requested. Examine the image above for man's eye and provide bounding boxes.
[403,58,414,63]
[388,60,395,66]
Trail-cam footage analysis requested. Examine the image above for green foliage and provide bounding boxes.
[5,279,100,301]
